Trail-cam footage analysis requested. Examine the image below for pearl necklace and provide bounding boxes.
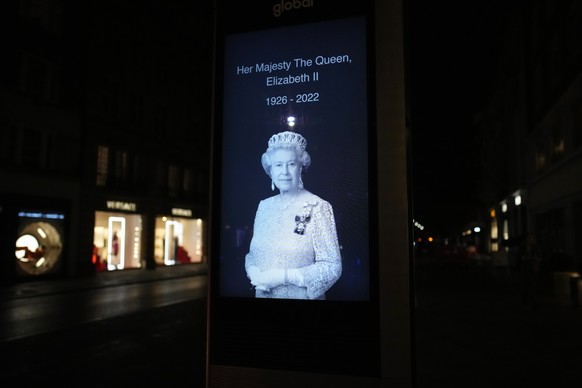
[277,189,301,221]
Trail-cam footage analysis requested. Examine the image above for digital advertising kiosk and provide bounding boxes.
[207,1,413,386]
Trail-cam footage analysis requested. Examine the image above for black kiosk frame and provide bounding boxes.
[207,1,412,387]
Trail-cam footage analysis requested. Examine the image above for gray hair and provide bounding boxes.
[261,131,311,176]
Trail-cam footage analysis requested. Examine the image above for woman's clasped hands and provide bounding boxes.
[247,265,304,292]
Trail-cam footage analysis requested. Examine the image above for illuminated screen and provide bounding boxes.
[217,16,371,301]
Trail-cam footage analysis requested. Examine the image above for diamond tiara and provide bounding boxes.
[267,131,307,151]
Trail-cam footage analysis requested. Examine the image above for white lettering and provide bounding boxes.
[273,0,314,18]
[172,208,193,217]
[106,201,137,212]
[315,54,351,66]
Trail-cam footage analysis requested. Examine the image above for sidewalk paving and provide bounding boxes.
[0,263,208,301]
[413,262,582,387]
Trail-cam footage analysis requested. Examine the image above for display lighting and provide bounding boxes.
[196,219,203,256]
[491,220,498,239]
[164,220,183,265]
[287,116,296,127]
[18,211,64,219]
[37,227,47,239]
[412,219,424,230]
[107,216,126,270]
[133,226,140,261]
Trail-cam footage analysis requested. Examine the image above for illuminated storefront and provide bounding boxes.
[93,201,143,271]
[14,210,65,277]
[154,208,203,266]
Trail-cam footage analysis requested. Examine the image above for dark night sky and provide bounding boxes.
[406,1,516,236]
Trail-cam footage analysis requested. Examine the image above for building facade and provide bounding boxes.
[475,1,582,293]
[0,0,213,283]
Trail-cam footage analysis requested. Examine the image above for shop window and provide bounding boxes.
[503,219,509,241]
[15,213,64,276]
[490,219,498,240]
[94,211,143,271]
[154,216,204,265]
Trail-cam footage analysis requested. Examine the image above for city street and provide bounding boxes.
[414,259,582,387]
[0,265,208,387]
[1,261,582,387]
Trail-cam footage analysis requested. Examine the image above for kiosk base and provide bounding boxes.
[208,365,382,388]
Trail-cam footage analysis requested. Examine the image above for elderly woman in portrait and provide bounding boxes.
[245,131,342,300]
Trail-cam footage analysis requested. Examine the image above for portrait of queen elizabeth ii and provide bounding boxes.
[244,131,342,300]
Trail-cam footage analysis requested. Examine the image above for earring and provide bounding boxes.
[299,177,304,190]
[271,180,275,191]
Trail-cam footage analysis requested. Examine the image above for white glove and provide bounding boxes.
[250,268,305,291]
[251,268,285,291]
[286,268,304,287]
[246,265,261,283]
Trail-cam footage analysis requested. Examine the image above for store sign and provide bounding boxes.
[18,211,65,219]
[171,208,193,217]
[106,201,137,212]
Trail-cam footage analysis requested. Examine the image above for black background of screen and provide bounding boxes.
[219,16,369,301]
[209,0,380,377]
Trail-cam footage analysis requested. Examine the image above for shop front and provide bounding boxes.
[0,194,69,282]
[154,207,204,266]
[93,200,143,272]
[15,209,66,277]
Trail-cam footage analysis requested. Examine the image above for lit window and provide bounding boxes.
[491,219,498,239]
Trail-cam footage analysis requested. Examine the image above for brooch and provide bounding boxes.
[294,201,317,235]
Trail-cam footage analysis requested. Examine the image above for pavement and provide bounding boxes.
[413,259,582,388]
[0,262,208,301]
[3,258,582,387]
[0,264,208,387]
